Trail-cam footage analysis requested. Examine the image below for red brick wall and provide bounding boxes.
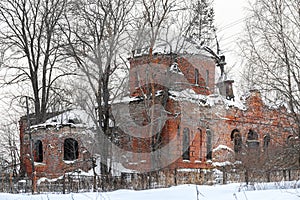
[128,54,215,97]
[19,122,92,178]
[119,89,294,171]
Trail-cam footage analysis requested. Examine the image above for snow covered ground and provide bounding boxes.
[1,182,300,200]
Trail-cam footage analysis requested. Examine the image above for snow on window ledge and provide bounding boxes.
[64,160,77,164]
[128,162,138,165]
[34,162,46,166]
[182,159,190,163]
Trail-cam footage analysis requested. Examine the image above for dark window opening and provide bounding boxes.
[263,134,271,150]
[34,140,43,162]
[246,129,259,148]
[182,128,190,160]
[195,68,199,85]
[64,138,79,161]
[68,118,80,124]
[206,128,212,160]
[247,129,258,140]
[231,128,239,141]
[231,129,242,153]
[287,135,295,145]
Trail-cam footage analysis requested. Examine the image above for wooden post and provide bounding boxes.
[222,167,227,184]
[174,168,177,186]
[62,173,65,194]
[9,173,13,193]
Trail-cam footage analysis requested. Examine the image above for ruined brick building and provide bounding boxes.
[19,49,295,178]
[19,111,94,178]
[115,51,293,172]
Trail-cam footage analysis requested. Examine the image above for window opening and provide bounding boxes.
[64,138,79,161]
[206,128,212,160]
[246,129,259,148]
[231,129,242,153]
[287,135,295,145]
[34,140,43,162]
[263,134,270,150]
[182,128,190,160]
[195,68,199,85]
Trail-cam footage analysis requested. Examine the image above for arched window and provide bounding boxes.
[231,128,239,141]
[263,134,271,150]
[64,138,79,161]
[247,129,259,148]
[287,135,294,145]
[231,129,242,153]
[182,128,190,160]
[195,68,199,85]
[247,129,258,140]
[206,128,212,160]
[34,140,43,162]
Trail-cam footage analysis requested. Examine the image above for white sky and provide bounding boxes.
[214,0,251,80]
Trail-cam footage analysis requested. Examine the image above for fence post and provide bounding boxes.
[62,174,65,194]
[9,173,13,193]
[283,169,286,181]
[222,167,227,184]
[174,169,177,186]
[1,173,3,192]
[244,169,249,185]
[266,171,270,182]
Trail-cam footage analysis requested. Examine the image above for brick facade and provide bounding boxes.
[117,53,294,171]
[19,121,92,178]
[19,53,295,178]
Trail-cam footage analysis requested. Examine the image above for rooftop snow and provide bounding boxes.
[30,109,95,129]
[212,145,233,152]
[132,35,215,58]
[169,89,246,110]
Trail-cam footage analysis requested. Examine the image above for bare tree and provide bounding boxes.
[0,122,19,178]
[137,0,177,55]
[0,0,75,124]
[63,0,134,186]
[239,0,300,163]
[240,1,300,130]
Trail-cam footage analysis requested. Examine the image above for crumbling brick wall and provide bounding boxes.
[19,121,92,178]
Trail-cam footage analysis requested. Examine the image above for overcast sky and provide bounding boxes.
[214,0,251,80]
